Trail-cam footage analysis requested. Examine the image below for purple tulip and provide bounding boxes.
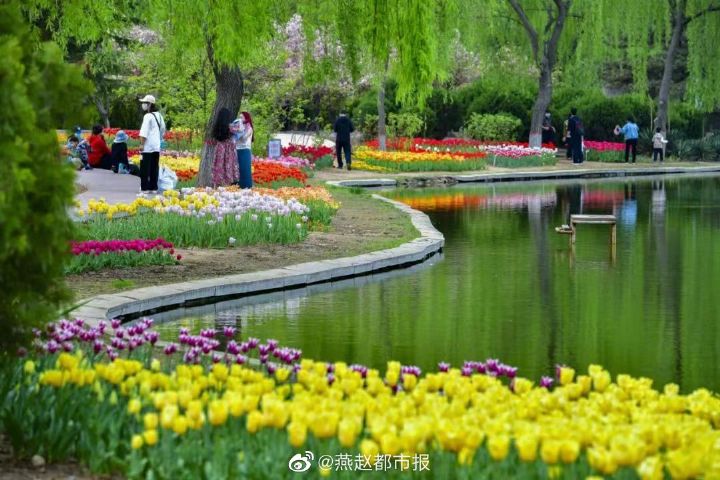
[111,319,121,329]
[461,366,473,377]
[223,326,236,338]
[260,354,268,364]
[258,344,270,355]
[540,376,554,389]
[164,343,178,355]
[476,362,487,374]
[326,363,335,373]
[62,342,74,352]
[247,337,259,348]
[115,329,125,339]
[327,373,335,385]
[227,341,240,355]
[212,353,222,364]
[438,362,450,372]
[93,340,104,354]
[179,327,189,336]
[145,331,159,345]
[267,339,278,351]
[46,340,60,354]
[235,354,247,365]
[266,362,277,374]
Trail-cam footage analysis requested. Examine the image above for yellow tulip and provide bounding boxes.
[208,399,229,426]
[559,439,580,464]
[541,439,561,464]
[131,434,144,450]
[127,398,142,415]
[172,415,189,436]
[515,434,538,462]
[488,434,510,461]
[143,429,158,446]
[246,410,263,433]
[287,421,307,448]
[143,412,158,430]
[558,367,575,386]
[23,360,35,375]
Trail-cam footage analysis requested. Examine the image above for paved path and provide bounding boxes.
[75,169,140,207]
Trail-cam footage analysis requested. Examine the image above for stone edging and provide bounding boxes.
[325,165,720,187]
[73,194,444,326]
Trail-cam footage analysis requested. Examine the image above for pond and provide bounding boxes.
[155,174,720,392]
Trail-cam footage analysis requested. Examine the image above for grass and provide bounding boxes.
[111,279,136,290]
[66,250,178,274]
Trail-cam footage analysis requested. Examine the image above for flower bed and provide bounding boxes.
[584,141,626,163]
[354,147,487,172]
[254,155,311,169]
[77,189,318,247]
[66,238,179,273]
[282,144,334,162]
[2,318,718,479]
[252,161,308,187]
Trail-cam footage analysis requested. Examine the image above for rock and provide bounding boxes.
[31,454,45,468]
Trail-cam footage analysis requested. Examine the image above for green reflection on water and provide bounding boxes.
[156,175,720,392]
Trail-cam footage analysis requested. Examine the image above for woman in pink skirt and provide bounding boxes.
[211,108,239,187]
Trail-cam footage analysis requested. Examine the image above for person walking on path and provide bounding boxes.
[652,127,668,163]
[231,111,254,189]
[211,108,239,187]
[87,125,112,169]
[614,116,639,163]
[138,94,166,192]
[333,111,354,170]
[567,108,584,164]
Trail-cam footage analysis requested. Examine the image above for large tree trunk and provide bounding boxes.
[529,66,553,148]
[376,57,390,151]
[93,96,110,128]
[377,81,387,151]
[508,0,570,148]
[197,64,244,187]
[656,4,685,133]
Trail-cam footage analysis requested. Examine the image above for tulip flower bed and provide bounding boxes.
[253,161,308,187]
[2,318,719,479]
[77,189,328,248]
[353,147,487,172]
[254,155,311,170]
[282,144,335,166]
[66,238,180,274]
[584,141,626,163]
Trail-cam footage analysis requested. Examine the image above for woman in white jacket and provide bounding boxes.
[138,94,166,192]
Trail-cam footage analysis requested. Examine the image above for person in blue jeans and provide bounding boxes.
[232,111,254,188]
[615,116,639,163]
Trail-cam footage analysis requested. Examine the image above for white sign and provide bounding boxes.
[268,138,282,159]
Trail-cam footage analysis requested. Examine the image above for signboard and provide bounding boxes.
[268,138,282,159]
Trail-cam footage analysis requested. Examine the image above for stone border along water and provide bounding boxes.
[72,195,444,327]
[325,164,720,188]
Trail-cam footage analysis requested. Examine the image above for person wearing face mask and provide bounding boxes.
[231,111,254,189]
[138,94,166,193]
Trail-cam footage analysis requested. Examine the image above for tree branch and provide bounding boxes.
[684,2,720,25]
[507,0,539,64]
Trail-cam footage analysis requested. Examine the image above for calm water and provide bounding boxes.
[155,174,720,391]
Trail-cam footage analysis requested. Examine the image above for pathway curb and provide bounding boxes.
[72,194,443,326]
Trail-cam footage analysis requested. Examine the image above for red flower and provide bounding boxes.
[176,255,182,261]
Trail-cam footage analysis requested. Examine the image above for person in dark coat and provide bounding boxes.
[333,112,354,170]
[110,130,130,173]
[567,108,584,164]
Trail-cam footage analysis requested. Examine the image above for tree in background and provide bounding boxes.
[0,2,91,350]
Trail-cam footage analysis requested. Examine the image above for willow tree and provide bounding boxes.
[298,0,457,150]
[600,0,720,132]
[459,1,591,147]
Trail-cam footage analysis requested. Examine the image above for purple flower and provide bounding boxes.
[350,364,368,378]
[227,340,240,355]
[461,366,473,377]
[145,331,159,345]
[438,362,450,372]
[540,376,554,389]
[179,327,189,336]
[239,342,250,353]
[62,342,74,352]
[110,319,121,329]
[46,340,60,354]
[212,353,222,364]
[327,373,335,385]
[115,329,125,339]
[235,354,247,365]
[247,337,259,348]
[266,362,277,374]
[266,339,278,351]
[486,358,499,374]
[93,340,104,354]
[258,344,270,355]
[223,326,236,338]
[164,343,178,355]
[260,354,268,364]
[476,362,487,374]
[108,350,119,361]
[326,363,335,373]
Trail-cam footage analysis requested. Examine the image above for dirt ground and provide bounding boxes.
[67,189,418,299]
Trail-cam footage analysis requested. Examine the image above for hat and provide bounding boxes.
[139,94,156,104]
[114,130,129,143]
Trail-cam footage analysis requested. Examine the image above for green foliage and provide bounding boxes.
[489,154,557,168]
[65,250,178,274]
[387,112,424,138]
[463,113,522,141]
[0,3,92,351]
[674,133,720,162]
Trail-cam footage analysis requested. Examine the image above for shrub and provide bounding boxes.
[387,112,424,138]
[0,4,92,350]
[463,113,522,141]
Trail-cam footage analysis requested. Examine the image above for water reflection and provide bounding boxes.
[160,174,720,392]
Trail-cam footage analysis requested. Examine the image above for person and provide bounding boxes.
[211,108,239,187]
[66,135,91,170]
[87,124,112,169]
[138,94,166,192]
[614,116,639,163]
[567,108,584,164]
[111,130,130,173]
[541,112,556,146]
[333,111,354,170]
[652,127,668,163]
[231,111,253,189]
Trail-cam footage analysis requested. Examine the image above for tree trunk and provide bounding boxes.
[377,57,390,151]
[656,4,685,133]
[529,66,553,148]
[377,80,387,151]
[197,65,244,187]
[93,96,110,128]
